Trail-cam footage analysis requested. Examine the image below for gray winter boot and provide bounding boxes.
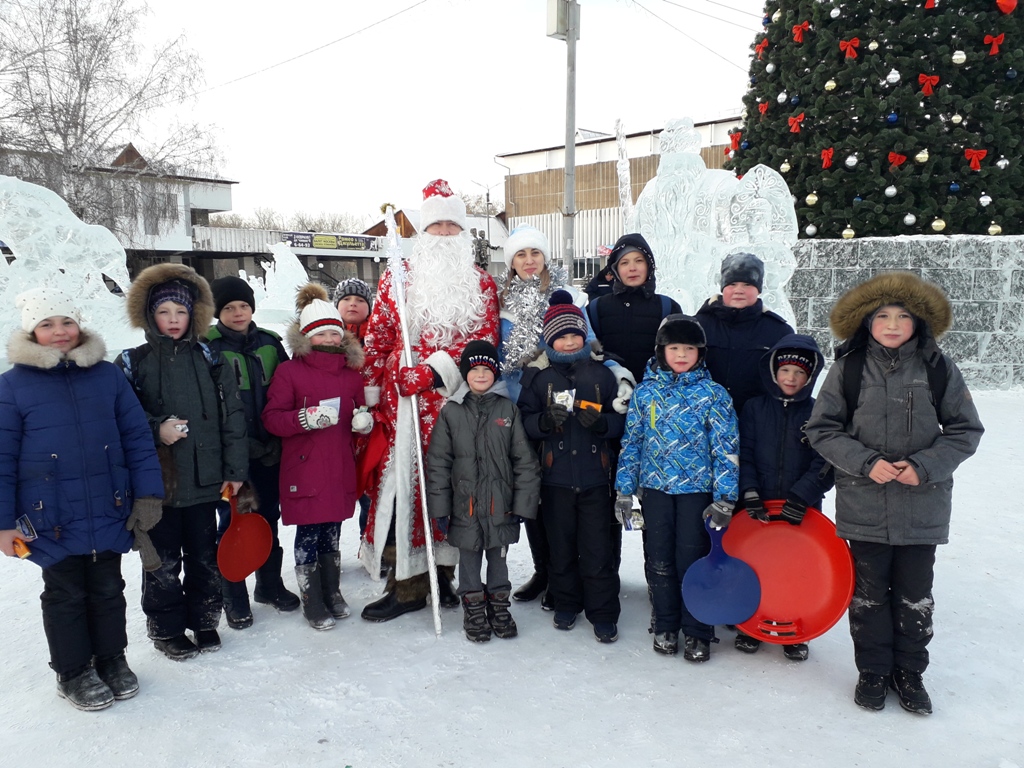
[294,563,335,631]
[462,591,491,642]
[486,591,518,639]
[317,551,351,619]
[254,545,301,612]
[57,666,115,711]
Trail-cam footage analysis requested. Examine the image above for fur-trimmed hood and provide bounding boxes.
[7,328,107,370]
[125,263,215,339]
[830,271,952,342]
[284,321,365,369]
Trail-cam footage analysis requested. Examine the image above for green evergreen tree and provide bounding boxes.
[725,0,1024,237]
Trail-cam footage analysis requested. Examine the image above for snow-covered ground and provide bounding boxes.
[2,391,1022,768]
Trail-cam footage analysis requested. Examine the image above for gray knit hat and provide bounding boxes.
[720,252,764,292]
[332,278,373,311]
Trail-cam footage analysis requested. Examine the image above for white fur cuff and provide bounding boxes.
[423,350,462,397]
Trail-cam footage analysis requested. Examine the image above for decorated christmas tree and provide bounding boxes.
[726,0,1024,238]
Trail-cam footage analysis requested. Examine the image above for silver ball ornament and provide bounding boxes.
[845,154,858,168]
[952,50,967,65]
[903,213,917,226]
[980,193,993,207]
[885,185,898,198]
[830,7,840,18]
[886,69,901,85]
[805,224,818,236]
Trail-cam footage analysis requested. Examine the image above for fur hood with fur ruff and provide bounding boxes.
[285,283,365,369]
[7,328,106,370]
[125,263,215,338]
[830,271,952,343]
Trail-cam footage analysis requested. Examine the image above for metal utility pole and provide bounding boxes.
[548,0,580,271]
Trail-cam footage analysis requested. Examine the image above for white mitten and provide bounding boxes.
[613,378,634,414]
[351,407,373,434]
[299,405,339,430]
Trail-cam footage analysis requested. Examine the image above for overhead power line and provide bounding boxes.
[658,0,762,30]
[631,0,752,73]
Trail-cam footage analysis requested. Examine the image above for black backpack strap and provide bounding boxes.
[660,294,671,318]
[841,346,867,425]
[587,296,601,338]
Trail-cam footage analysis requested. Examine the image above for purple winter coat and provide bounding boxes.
[262,325,365,526]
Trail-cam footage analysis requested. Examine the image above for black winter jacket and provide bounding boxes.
[738,334,833,509]
[695,296,794,414]
[518,345,625,492]
[426,381,540,551]
[586,289,681,383]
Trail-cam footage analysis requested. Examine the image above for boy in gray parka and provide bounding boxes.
[426,341,541,643]
[805,271,983,716]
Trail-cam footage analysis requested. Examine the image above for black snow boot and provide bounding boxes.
[318,552,350,619]
[57,666,114,711]
[513,571,548,602]
[254,546,301,612]
[295,563,336,631]
[683,636,711,663]
[734,633,761,654]
[486,591,518,639]
[783,643,809,662]
[153,634,199,661]
[462,591,491,642]
[94,653,139,700]
[221,575,254,629]
[890,668,932,715]
[854,672,889,711]
[436,568,459,609]
[194,629,222,653]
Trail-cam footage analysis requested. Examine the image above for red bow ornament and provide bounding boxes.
[755,39,769,59]
[888,152,907,169]
[793,21,810,43]
[758,102,770,115]
[965,148,988,170]
[997,0,1016,14]
[788,113,805,133]
[821,148,834,168]
[839,38,860,59]
[925,0,935,8]
[985,33,1005,55]
[919,74,940,95]
[730,132,743,151]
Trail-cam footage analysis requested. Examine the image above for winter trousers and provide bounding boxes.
[41,551,127,677]
[142,501,222,639]
[522,514,549,576]
[294,522,341,566]
[542,483,620,624]
[458,546,510,596]
[848,541,937,676]
[642,489,715,640]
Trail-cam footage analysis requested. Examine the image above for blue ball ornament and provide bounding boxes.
[1007,68,1018,80]
[886,111,899,125]
[853,196,863,205]
[751,76,757,84]
[740,140,751,150]
[949,182,961,193]
[763,15,771,25]
[790,94,801,106]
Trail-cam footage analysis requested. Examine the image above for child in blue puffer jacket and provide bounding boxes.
[734,333,834,661]
[0,288,164,712]
[615,314,739,663]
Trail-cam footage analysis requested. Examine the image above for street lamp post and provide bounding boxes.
[547,0,580,272]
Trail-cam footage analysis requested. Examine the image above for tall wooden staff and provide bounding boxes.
[384,205,442,636]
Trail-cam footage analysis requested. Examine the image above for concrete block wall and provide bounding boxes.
[788,235,1024,389]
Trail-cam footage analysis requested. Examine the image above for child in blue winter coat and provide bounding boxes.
[735,334,834,661]
[0,289,164,711]
[615,315,739,662]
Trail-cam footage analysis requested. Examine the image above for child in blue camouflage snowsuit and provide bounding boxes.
[615,315,739,662]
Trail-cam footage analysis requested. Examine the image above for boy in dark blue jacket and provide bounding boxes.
[736,333,834,660]
[518,292,625,643]
[206,276,300,628]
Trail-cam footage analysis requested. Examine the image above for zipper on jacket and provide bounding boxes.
[907,390,913,434]
[776,405,791,494]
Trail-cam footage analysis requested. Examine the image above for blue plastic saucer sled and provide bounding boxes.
[681,517,761,626]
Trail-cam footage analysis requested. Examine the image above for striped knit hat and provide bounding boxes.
[773,348,815,377]
[542,290,587,346]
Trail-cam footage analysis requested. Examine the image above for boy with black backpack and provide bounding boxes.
[805,272,983,715]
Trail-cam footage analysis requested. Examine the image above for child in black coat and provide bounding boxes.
[736,334,834,661]
[518,292,625,644]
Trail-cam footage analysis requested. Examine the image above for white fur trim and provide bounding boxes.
[419,193,467,232]
[504,225,550,270]
[423,350,461,397]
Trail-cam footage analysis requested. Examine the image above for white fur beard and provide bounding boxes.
[406,231,487,348]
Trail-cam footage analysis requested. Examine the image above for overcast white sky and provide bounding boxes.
[142,0,764,225]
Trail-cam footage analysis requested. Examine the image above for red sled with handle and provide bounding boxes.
[217,487,272,583]
[725,500,855,645]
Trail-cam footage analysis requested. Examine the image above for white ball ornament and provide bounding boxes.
[805,224,818,236]
[766,63,776,74]
[806,192,819,206]
[886,69,901,85]
[772,9,782,21]
[952,50,967,65]
[997,156,1010,170]
[825,79,837,91]
[915,148,930,163]
[885,185,898,198]
[777,91,789,104]
[842,226,855,239]
[780,160,791,173]
[868,41,879,51]
[980,193,993,207]
[830,7,840,18]
[951,113,963,125]
[903,213,917,225]
[845,154,858,168]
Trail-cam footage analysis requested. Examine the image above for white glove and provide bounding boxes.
[351,407,373,435]
[299,405,339,430]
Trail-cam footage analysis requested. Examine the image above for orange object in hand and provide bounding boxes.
[13,537,30,558]
[577,399,601,412]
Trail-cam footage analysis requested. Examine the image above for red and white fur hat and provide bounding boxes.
[419,178,467,232]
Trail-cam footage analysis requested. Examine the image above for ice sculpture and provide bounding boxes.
[250,241,309,330]
[627,118,798,322]
[0,174,142,361]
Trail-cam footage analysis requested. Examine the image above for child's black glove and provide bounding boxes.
[743,490,769,522]
[539,402,569,432]
[576,407,607,433]
[781,497,808,525]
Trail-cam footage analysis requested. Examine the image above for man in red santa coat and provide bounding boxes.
[359,179,500,622]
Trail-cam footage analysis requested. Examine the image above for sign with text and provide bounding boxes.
[281,232,379,252]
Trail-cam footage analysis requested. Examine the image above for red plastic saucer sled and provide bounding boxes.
[725,500,855,645]
[217,489,272,583]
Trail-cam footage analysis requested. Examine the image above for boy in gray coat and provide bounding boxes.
[805,271,983,716]
[427,341,541,642]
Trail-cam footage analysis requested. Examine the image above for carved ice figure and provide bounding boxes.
[624,119,798,325]
[0,174,142,361]
[250,241,310,329]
